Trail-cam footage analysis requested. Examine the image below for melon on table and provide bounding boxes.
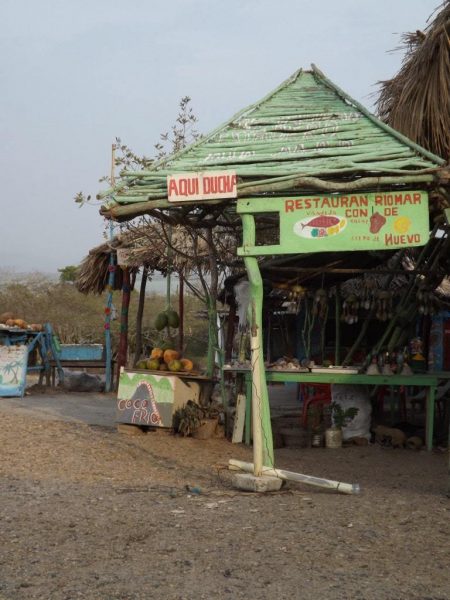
[146,358,160,370]
[168,359,182,372]
[180,358,194,372]
[163,349,180,364]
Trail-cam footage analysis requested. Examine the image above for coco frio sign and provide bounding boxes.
[237,191,429,255]
[167,171,237,202]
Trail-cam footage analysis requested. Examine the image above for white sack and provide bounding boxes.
[331,384,372,440]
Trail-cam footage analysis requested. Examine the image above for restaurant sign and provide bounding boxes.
[237,190,429,255]
[167,170,237,202]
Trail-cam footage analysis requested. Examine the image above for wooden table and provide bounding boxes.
[223,368,439,451]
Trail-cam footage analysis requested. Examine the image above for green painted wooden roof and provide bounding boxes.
[100,65,445,220]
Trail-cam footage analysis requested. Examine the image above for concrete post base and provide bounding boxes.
[232,472,283,493]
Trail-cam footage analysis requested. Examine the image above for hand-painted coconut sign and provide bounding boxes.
[167,171,237,202]
[116,370,201,427]
[237,191,429,255]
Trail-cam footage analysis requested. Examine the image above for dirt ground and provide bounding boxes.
[0,402,450,600]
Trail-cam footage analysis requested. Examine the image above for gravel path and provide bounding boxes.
[0,410,449,600]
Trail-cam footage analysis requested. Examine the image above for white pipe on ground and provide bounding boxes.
[229,459,360,495]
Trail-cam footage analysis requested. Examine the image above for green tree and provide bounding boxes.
[58,265,79,283]
[73,97,229,375]
[74,96,200,207]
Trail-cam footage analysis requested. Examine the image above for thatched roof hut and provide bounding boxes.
[377,1,450,161]
[76,221,238,295]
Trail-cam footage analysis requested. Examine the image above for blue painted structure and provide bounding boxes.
[56,344,104,361]
[0,323,63,397]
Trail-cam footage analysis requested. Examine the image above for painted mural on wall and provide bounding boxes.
[0,345,28,397]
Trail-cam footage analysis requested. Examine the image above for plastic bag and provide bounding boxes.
[62,370,105,392]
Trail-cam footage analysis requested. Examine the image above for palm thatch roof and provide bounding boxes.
[377,1,450,161]
[99,65,446,223]
[76,221,238,295]
[76,236,139,295]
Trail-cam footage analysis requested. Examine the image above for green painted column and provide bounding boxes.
[335,285,341,365]
[241,214,274,468]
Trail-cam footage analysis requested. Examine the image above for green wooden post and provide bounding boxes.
[426,386,436,452]
[241,213,274,468]
[448,397,450,496]
[335,285,341,365]
[245,372,252,445]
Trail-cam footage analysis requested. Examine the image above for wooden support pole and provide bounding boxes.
[133,266,148,366]
[116,267,131,389]
[105,144,116,392]
[178,270,184,353]
[249,300,264,476]
[241,213,274,470]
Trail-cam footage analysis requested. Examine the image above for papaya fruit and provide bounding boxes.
[154,312,168,331]
[146,359,160,371]
[166,309,180,329]
[150,347,164,360]
[0,312,15,324]
[168,359,182,372]
[136,359,147,369]
[180,358,194,372]
[13,319,28,329]
[163,349,180,364]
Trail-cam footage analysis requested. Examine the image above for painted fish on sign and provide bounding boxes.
[294,215,347,239]
[167,170,237,202]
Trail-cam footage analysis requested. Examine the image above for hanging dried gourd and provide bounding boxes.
[375,291,393,321]
[313,288,328,319]
[361,279,377,310]
[417,288,439,316]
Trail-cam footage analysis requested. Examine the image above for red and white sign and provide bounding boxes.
[167,170,237,202]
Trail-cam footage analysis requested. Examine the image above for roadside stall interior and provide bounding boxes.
[222,211,450,452]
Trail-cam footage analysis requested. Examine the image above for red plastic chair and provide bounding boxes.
[376,386,407,422]
[299,383,332,428]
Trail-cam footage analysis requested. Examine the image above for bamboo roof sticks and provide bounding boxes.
[99,66,446,222]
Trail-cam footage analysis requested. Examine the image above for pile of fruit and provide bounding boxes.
[154,309,180,331]
[0,312,43,331]
[136,348,194,373]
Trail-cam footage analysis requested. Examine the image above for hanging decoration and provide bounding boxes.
[342,295,359,324]
[375,291,393,322]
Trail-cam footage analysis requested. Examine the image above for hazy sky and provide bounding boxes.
[1,0,440,274]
